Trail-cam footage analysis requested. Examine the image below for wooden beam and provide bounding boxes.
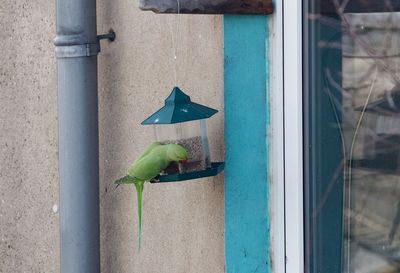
[139,0,273,15]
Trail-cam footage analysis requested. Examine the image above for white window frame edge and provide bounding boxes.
[268,0,285,272]
[269,0,304,272]
[284,0,304,271]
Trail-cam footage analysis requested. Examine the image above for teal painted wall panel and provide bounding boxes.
[224,16,270,273]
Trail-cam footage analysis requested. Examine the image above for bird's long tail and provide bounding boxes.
[134,181,144,251]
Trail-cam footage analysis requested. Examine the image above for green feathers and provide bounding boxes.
[114,142,188,250]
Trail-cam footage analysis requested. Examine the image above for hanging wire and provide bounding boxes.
[169,0,181,87]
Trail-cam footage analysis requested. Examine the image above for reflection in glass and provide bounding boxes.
[305,3,400,273]
[343,13,400,273]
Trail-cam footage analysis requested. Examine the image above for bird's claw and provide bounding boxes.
[150,177,160,183]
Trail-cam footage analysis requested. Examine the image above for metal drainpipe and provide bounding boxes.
[53,0,114,272]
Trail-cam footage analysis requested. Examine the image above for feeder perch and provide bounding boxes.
[142,87,224,182]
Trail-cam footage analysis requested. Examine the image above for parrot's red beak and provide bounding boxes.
[179,159,188,164]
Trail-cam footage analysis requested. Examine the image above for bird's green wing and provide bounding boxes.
[123,143,167,251]
[128,151,167,251]
[128,153,168,181]
[132,142,162,166]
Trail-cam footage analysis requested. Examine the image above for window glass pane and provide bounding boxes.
[304,2,400,273]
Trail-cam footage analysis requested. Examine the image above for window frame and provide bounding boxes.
[270,0,304,272]
[278,2,400,273]
[283,0,305,272]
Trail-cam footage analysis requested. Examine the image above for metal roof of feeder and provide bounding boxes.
[142,87,218,125]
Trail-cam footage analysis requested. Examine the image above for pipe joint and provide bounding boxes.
[55,43,100,58]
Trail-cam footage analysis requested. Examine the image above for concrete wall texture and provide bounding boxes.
[0,0,224,272]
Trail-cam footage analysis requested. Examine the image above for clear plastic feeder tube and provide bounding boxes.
[153,120,211,174]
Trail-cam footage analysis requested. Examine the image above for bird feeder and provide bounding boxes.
[142,87,224,182]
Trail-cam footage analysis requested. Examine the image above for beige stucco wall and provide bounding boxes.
[0,0,224,272]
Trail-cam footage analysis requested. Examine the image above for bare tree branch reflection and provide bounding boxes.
[307,1,400,272]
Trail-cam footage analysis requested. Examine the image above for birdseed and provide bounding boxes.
[162,136,209,174]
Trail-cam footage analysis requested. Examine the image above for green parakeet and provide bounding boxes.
[114,142,188,249]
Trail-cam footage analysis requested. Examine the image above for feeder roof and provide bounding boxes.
[142,87,218,125]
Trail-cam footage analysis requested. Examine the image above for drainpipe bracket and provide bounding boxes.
[97,29,116,42]
[55,43,100,58]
